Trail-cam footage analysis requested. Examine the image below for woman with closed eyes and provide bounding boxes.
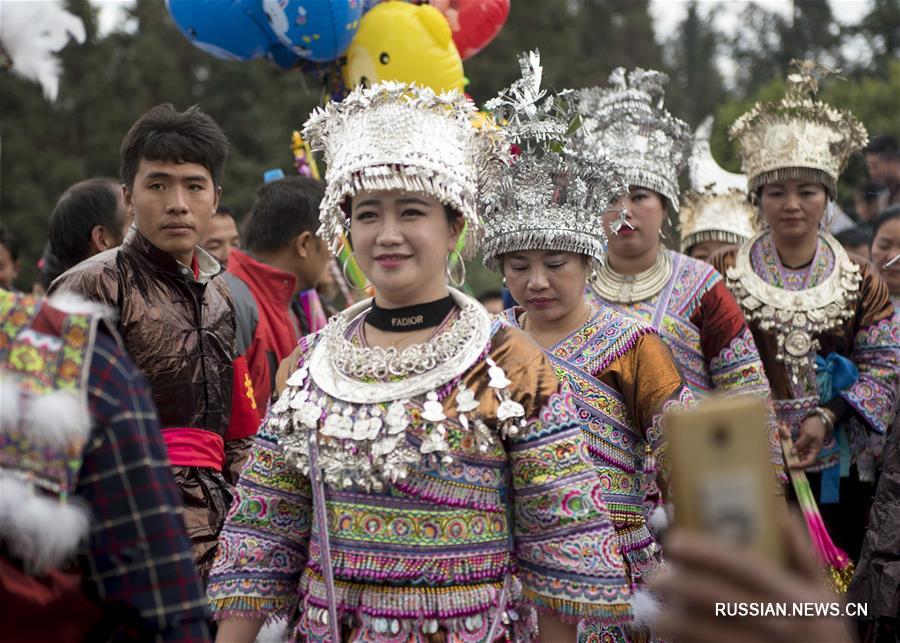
[480,54,694,642]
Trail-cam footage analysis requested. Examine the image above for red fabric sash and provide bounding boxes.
[161,427,224,471]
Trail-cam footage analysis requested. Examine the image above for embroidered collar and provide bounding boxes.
[750,234,834,291]
[726,232,861,380]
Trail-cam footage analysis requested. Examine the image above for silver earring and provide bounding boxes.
[446,251,466,288]
[342,252,370,289]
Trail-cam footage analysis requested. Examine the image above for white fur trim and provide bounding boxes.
[648,504,670,536]
[255,619,289,643]
[48,292,113,318]
[631,588,662,628]
[23,389,91,448]
[0,473,90,571]
[0,375,22,433]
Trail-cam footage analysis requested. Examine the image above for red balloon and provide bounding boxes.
[430,0,510,61]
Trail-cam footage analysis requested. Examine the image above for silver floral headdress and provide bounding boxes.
[680,116,756,252]
[729,60,867,199]
[575,68,692,211]
[480,51,627,271]
[302,81,507,259]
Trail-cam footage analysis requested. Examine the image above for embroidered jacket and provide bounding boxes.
[589,249,784,478]
[208,308,634,641]
[502,306,694,584]
[715,233,900,474]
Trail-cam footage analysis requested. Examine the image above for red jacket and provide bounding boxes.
[225,249,300,415]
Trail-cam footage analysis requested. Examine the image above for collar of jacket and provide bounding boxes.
[123,227,223,284]
[226,248,297,309]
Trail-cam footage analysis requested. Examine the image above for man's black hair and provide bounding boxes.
[872,204,900,242]
[37,242,65,290]
[865,134,900,159]
[0,225,19,261]
[477,289,504,303]
[120,103,229,188]
[243,176,324,254]
[215,205,236,218]
[834,227,871,250]
[858,183,885,202]
[48,178,124,270]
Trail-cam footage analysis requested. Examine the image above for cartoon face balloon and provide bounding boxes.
[343,1,464,93]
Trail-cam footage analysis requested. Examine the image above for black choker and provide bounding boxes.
[366,296,456,332]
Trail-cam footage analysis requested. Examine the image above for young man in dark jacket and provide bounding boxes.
[50,104,258,582]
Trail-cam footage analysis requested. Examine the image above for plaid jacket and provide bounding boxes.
[78,330,211,642]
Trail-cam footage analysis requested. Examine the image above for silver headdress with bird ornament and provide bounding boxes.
[480,50,628,271]
[575,67,692,212]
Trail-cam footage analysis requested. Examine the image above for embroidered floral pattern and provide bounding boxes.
[208,326,635,640]
[841,315,900,434]
[750,234,834,290]
[710,328,785,476]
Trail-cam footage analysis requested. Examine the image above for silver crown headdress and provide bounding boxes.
[729,60,867,200]
[575,68,692,211]
[679,116,757,252]
[302,81,507,259]
[480,51,627,271]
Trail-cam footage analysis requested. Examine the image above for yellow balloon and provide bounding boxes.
[343,2,465,94]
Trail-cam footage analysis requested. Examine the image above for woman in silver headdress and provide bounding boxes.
[207,79,635,642]
[481,52,695,642]
[714,62,899,567]
[679,116,757,263]
[576,68,783,482]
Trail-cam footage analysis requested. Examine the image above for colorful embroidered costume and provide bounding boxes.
[722,61,899,560]
[589,250,783,477]
[502,306,694,583]
[208,295,634,641]
[715,233,899,556]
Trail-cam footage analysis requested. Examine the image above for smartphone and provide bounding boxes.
[667,395,785,565]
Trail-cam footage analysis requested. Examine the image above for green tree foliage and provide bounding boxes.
[664,1,726,128]
[848,0,900,75]
[464,0,664,104]
[2,0,320,289]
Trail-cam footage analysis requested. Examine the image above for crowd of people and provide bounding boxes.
[1,52,898,643]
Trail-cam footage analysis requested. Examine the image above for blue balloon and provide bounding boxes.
[261,0,364,63]
[166,0,280,62]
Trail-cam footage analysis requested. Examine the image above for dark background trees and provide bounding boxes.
[2,0,899,293]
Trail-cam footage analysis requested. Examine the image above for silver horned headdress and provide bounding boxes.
[480,50,627,271]
[302,81,508,259]
[576,68,692,211]
[729,59,867,199]
[679,116,757,252]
